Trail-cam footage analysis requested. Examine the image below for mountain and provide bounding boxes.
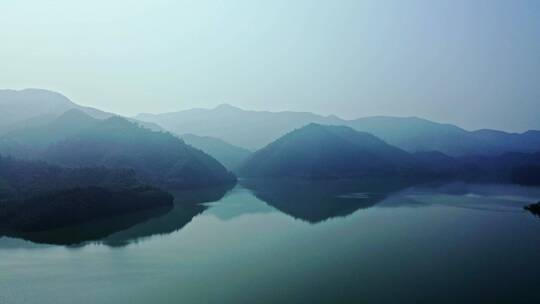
[0,156,139,200]
[1,109,101,151]
[0,88,163,134]
[0,109,236,189]
[413,151,469,176]
[0,89,107,132]
[0,109,111,160]
[0,156,175,234]
[415,150,540,185]
[135,105,540,156]
[237,122,540,184]
[238,123,424,179]
[136,104,343,150]
[347,116,492,156]
[38,113,236,189]
[471,129,540,155]
[348,116,540,157]
[458,152,540,185]
[181,133,252,171]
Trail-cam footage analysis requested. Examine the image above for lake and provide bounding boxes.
[1,179,540,304]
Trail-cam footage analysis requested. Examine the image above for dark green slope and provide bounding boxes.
[0,156,174,234]
[239,123,423,179]
[181,133,252,171]
[1,109,101,150]
[42,115,236,189]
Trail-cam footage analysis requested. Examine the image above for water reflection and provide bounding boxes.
[241,178,413,223]
[3,181,540,304]
[203,187,276,221]
[378,181,540,213]
[100,184,236,246]
[6,179,536,248]
[1,185,233,247]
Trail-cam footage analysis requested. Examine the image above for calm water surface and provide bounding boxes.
[1,179,540,304]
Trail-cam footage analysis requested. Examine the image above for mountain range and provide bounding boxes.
[0,109,235,189]
[1,88,540,234]
[0,156,174,234]
[136,104,540,157]
[239,123,540,184]
[239,124,423,179]
[180,133,252,171]
[0,89,163,134]
[4,88,540,163]
[2,88,540,185]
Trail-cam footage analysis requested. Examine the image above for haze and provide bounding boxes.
[1,0,539,131]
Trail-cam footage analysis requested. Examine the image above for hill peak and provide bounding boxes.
[103,115,134,126]
[0,88,73,106]
[214,103,242,111]
[299,123,366,135]
[56,108,95,121]
[239,121,419,179]
[47,109,99,130]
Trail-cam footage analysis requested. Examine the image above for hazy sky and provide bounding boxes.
[1,0,539,131]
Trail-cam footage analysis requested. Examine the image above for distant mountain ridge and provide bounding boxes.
[1,109,101,150]
[181,133,252,171]
[0,89,163,134]
[238,124,425,179]
[0,110,236,189]
[0,155,140,200]
[135,104,540,157]
[136,104,343,151]
[0,155,175,234]
[238,123,540,185]
[3,89,540,158]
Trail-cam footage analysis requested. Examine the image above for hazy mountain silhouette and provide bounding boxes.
[136,104,540,156]
[413,151,471,177]
[4,89,539,157]
[0,88,163,134]
[458,152,540,185]
[181,133,252,171]
[471,129,540,154]
[0,156,175,238]
[413,151,540,185]
[136,104,343,150]
[347,116,491,156]
[35,114,236,189]
[0,109,235,188]
[238,124,423,179]
[237,123,540,184]
[0,156,140,200]
[1,109,101,151]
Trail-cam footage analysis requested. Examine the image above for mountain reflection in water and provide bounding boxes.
[241,178,414,223]
[8,178,535,248]
[2,185,232,247]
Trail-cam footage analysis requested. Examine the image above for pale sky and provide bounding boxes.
[1,0,539,131]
